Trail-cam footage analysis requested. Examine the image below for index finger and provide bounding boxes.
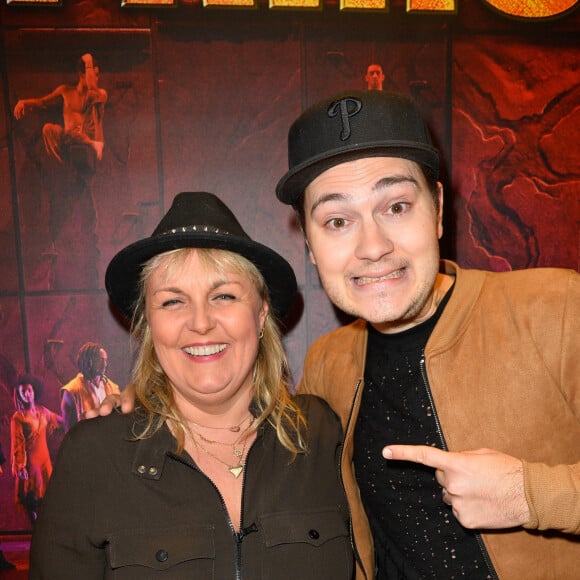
[382,444,451,470]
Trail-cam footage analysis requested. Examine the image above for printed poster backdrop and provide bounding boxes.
[0,0,578,550]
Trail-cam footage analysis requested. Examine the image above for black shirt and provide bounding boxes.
[353,290,493,579]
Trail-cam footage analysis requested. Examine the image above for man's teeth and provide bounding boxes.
[356,269,404,285]
[184,344,227,356]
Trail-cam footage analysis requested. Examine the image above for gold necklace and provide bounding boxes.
[191,417,255,456]
[187,417,255,479]
[188,414,253,433]
[189,430,248,478]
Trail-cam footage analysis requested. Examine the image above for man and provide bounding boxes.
[61,342,120,432]
[275,90,579,579]
[365,64,385,91]
[14,53,107,170]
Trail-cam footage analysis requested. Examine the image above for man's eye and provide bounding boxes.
[390,202,408,215]
[327,217,347,229]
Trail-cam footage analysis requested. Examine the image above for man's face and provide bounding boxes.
[365,65,385,90]
[80,66,100,84]
[93,349,108,378]
[304,156,443,333]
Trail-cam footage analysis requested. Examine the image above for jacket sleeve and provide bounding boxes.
[522,462,580,534]
[522,270,580,535]
[28,426,105,579]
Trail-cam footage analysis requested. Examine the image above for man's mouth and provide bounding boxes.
[354,268,405,286]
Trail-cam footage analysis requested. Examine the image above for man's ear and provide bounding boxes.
[305,238,317,265]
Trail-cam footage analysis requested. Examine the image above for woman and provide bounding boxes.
[10,374,63,525]
[29,192,354,579]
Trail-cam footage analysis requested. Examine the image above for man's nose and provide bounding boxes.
[355,219,394,261]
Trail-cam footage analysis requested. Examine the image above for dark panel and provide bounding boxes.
[156,21,306,288]
[0,297,27,532]
[6,29,159,292]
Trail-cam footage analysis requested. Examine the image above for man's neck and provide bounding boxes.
[371,273,454,335]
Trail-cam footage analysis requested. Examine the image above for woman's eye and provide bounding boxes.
[215,293,235,301]
[161,298,182,307]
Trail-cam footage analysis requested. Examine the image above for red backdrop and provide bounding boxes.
[0,0,578,532]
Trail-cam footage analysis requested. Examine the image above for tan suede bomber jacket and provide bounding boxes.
[298,260,580,580]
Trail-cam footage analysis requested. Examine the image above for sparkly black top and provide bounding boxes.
[353,288,494,579]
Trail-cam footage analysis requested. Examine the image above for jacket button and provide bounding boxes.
[156,549,169,562]
[308,529,320,540]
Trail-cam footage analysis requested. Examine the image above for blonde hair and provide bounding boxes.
[129,247,307,457]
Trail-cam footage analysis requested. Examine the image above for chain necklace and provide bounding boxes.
[187,417,255,479]
[190,430,248,478]
[188,413,253,433]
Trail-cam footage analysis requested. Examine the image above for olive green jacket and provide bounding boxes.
[299,260,580,580]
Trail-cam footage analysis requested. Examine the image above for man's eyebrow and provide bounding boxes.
[372,174,419,192]
[309,192,350,217]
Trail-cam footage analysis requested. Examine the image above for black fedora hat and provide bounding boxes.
[105,192,297,321]
[276,90,440,206]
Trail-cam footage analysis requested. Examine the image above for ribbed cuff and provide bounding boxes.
[522,460,580,534]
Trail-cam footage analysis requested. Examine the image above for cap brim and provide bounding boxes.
[276,142,440,206]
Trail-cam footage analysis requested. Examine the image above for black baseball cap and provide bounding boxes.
[276,90,440,206]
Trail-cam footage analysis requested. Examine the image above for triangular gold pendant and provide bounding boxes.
[229,465,243,478]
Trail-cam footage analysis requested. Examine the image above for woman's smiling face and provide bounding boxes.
[145,249,268,414]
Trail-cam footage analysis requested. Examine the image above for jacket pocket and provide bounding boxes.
[259,508,353,579]
[106,524,215,578]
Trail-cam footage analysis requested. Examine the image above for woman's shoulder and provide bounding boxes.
[65,409,136,445]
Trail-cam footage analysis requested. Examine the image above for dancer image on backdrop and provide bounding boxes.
[30,192,354,578]
[60,342,120,432]
[10,374,63,526]
[13,52,107,171]
[365,64,384,91]
[12,52,106,289]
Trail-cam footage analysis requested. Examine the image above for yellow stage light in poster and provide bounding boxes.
[121,0,175,5]
[203,0,256,6]
[270,0,320,8]
[407,0,456,13]
[482,0,578,18]
[6,0,61,5]
[340,0,387,10]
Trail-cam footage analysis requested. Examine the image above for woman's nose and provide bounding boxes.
[186,304,216,334]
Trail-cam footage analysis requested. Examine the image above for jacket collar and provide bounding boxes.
[128,405,267,481]
[130,414,179,481]
[427,260,486,355]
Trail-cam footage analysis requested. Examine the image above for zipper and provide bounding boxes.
[169,451,247,580]
[419,353,498,580]
[341,378,369,580]
[232,438,259,580]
